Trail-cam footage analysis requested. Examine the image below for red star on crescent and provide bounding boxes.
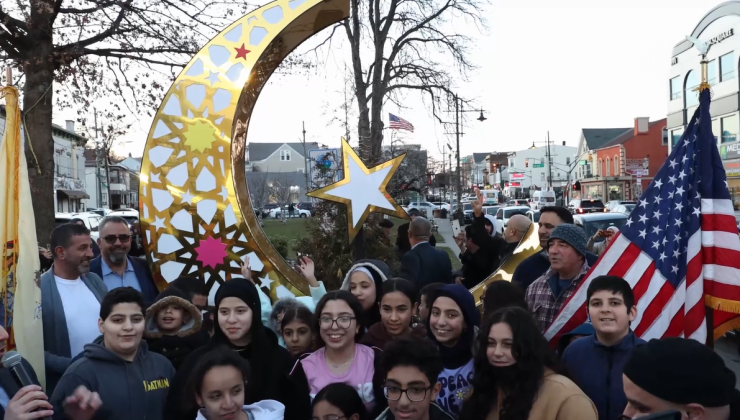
[234,44,250,60]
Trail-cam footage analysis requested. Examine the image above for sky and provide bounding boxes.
[55,0,725,162]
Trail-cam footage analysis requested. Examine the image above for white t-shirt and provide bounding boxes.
[54,276,102,358]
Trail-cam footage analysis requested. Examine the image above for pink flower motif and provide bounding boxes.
[195,236,228,269]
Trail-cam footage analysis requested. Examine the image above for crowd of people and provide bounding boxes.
[2,191,739,420]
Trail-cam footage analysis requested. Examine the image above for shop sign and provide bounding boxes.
[625,159,648,176]
[579,160,587,165]
[724,160,740,177]
[510,181,521,187]
[511,173,525,179]
[720,142,740,160]
[708,28,734,48]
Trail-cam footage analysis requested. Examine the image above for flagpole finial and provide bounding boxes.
[4,67,10,87]
[694,55,712,94]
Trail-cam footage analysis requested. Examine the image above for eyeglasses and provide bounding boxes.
[103,234,132,244]
[384,386,431,402]
[319,316,355,329]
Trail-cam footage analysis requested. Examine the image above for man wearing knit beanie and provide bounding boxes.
[622,337,740,419]
[525,224,591,334]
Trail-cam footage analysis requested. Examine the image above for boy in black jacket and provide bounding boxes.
[144,286,208,370]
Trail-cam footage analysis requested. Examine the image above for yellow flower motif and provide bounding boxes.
[184,119,219,153]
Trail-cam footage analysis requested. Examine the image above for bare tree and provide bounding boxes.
[311,0,485,164]
[0,0,319,242]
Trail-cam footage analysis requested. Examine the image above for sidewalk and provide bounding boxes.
[435,217,461,255]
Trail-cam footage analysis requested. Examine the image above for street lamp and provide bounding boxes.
[477,110,487,122]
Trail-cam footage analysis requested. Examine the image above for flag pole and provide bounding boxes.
[5,67,10,87]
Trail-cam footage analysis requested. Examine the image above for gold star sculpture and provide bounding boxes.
[308,138,409,242]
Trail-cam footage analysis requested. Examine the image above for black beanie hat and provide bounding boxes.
[623,337,735,407]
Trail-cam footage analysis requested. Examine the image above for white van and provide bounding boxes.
[531,190,556,210]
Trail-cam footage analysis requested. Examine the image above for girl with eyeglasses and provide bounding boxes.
[291,291,384,413]
[312,383,369,420]
[459,306,597,420]
[361,279,426,349]
[188,347,285,420]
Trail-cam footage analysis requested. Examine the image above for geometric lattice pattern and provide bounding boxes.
[139,0,343,303]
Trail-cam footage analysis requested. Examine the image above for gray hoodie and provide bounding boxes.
[50,336,175,420]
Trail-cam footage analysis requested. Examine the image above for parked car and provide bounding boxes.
[530,190,556,210]
[260,203,281,218]
[269,205,311,218]
[297,202,315,216]
[430,202,451,211]
[567,199,606,214]
[461,202,474,224]
[573,213,628,242]
[55,212,103,241]
[606,200,636,212]
[526,210,541,223]
[87,208,112,217]
[612,203,636,215]
[483,206,502,217]
[494,206,530,235]
[109,208,140,226]
[507,199,530,207]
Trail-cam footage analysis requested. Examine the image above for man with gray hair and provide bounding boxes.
[90,215,159,303]
[400,217,453,289]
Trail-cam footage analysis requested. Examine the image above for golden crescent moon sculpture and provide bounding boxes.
[138,0,350,301]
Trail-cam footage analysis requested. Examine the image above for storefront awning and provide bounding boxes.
[57,189,90,199]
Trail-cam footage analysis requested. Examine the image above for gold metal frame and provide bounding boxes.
[139,0,350,299]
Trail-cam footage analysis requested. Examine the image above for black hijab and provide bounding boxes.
[212,279,282,402]
[426,284,481,369]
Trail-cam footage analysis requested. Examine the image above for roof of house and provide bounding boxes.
[248,142,319,162]
[598,119,667,149]
[581,128,631,150]
[472,153,489,163]
[0,105,87,143]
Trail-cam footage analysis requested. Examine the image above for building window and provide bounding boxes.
[606,158,611,176]
[708,59,718,85]
[671,128,684,146]
[721,115,738,144]
[614,155,619,175]
[721,52,735,82]
[712,119,721,144]
[685,70,699,108]
[566,157,571,165]
[670,76,682,100]
[540,173,545,181]
[598,159,602,176]
[280,150,291,161]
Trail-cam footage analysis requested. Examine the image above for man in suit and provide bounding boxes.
[400,217,453,289]
[396,209,436,255]
[41,223,108,395]
[89,216,158,304]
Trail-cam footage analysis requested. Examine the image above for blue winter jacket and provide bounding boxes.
[562,331,646,420]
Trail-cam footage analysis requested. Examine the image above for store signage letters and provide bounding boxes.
[708,28,734,47]
[721,142,740,160]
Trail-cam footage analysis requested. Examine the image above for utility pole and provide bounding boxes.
[547,131,553,190]
[94,109,112,209]
[455,95,462,223]
[301,121,310,193]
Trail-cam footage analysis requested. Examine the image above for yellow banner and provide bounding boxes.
[0,86,45,388]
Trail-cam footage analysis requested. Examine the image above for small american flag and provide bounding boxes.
[546,87,740,345]
[389,113,414,132]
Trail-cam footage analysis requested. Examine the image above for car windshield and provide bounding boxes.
[55,218,71,227]
[581,218,627,241]
[544,197,555,202]
[580,200,604,208]
[504,208,528,218]
[532,212,540,222]
[463,203,472,211]
[623,204,636,212]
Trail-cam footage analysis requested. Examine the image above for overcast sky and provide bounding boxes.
[55,0,724,161]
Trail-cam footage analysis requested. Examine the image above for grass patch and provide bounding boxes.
[433,232,445,243]
[261,218,311,258]
[441,247,462,271]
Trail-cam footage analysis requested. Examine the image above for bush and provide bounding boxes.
[294,201,399,290]
[269,235,291,260]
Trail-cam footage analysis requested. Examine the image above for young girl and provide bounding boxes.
[460,306,597,420]
[312,383,369,420]
[427,284,480,417]
[281,306,316,359]
[290,291,383,413]
[361,279,426,349]
[340,260,390,328]
[189,347,286,420]
[164,279,310,420]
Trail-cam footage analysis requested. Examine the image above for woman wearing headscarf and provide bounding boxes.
[340,259,390,329]
[426,284,481,417]
[587,226,619,256]
[163,278,310,420]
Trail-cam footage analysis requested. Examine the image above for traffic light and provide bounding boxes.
[574,181,581,190]
[525,159,529,168]
[492,163,498,174]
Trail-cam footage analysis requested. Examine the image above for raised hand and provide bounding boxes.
[296,256,318,287]
[239,260,254,283]
[4,385,53,420]
[472,187,483,217]
[63,386,102,420]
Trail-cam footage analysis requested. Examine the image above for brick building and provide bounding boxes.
[579,118,668,201]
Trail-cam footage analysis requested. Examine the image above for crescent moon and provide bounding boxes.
[138,0,349,300]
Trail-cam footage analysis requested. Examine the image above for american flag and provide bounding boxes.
[389,113,414,132]
[546,88,740,345]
